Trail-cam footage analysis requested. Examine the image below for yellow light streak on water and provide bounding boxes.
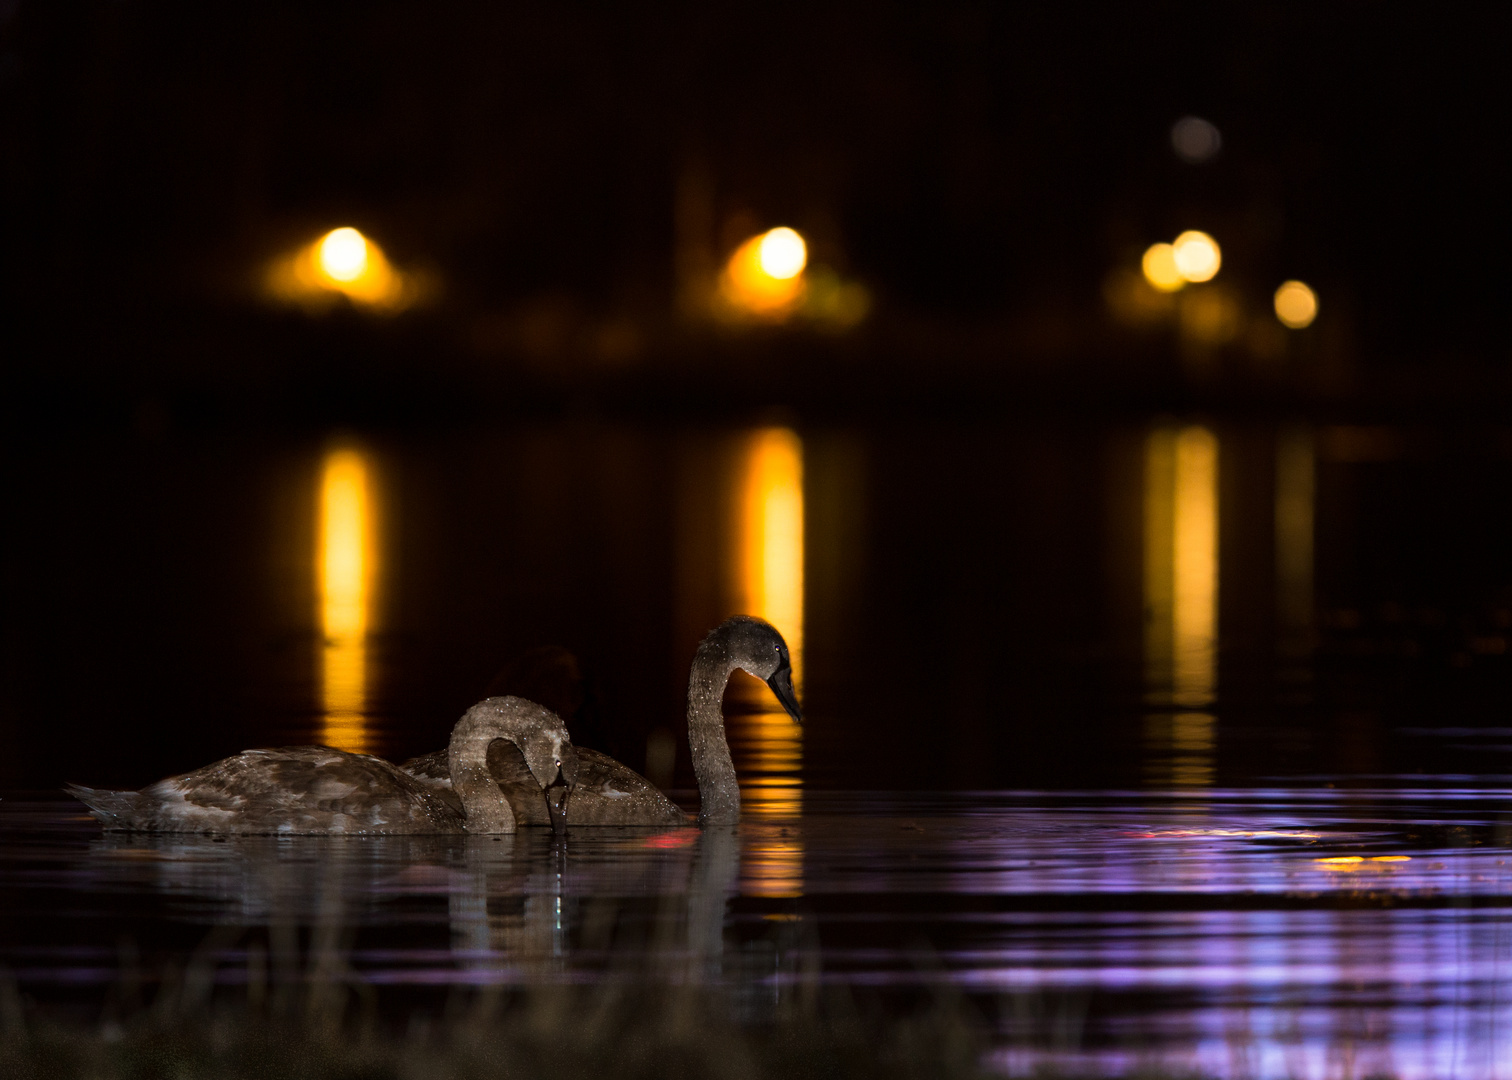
[734,427,804,896]
[1315,855,1411,872]
[319,448,375,753]
[1144,425,1219,786]
[741,429,805,680]
[1173,426,1218,708]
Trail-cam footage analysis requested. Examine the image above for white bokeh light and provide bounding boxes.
[1172,230,1221,282]
[318,228,370,283]
[757,227,807,280]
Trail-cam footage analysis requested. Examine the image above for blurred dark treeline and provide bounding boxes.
[0,2,1508,425]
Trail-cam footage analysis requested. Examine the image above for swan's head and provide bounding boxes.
[719,615,803,724]
[517,724,576,791]
[466,696,575,790]
[515,708,578,838]
[486,698,574,834]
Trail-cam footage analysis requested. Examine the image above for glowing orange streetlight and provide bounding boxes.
[757,227,807,279]
[266,226,412,312]
[1141,231,1221,292]
[1142,243,1185,292]
[1274,280,1319,328]
[721,227,809,318]
[1172,231,1221,283]
[318,227,371,283]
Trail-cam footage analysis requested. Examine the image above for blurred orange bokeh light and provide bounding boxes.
[267,226,410,312]
[1142,243,1185,292]
[318,227,370,282]
[721,227,808,317]
[757,227,807,279]
[1274,280,1319,329]
[1172,231,1221,283]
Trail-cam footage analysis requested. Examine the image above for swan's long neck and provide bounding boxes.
[687,637,740,825]
[447,709,521,834]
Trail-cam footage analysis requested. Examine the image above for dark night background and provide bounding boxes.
[3,4,1507,407]
[2,3,1511,794]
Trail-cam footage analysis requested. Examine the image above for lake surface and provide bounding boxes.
[8,417,1512,794]
[5,415,1512,1076]
[4,788,1511,1079]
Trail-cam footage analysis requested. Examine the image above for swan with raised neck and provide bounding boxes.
[687,615,802,825]
[66,696,573,835]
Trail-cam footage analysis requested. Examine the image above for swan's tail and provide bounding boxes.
[64,784,141,828]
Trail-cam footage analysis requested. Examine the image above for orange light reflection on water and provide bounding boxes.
[319,448,375,753]
[740,428,805,685]
[1144,425,1219,786]
[733,427,804,897]
[1315,855,1412,872]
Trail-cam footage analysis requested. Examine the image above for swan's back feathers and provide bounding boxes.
[394,748,462,814]
[68,747,463,835]
[401,748,450,785]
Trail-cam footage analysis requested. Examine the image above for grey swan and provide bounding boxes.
[402,615,802,827]
[66,696,576,836]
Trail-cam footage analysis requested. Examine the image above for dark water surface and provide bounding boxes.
[6,416,1512,1075]
[4,789,1511,1079]
[7,417,1512,791]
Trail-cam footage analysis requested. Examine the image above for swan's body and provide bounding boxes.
[67,697,574,835]
[404,743,685,826]
[401,616,801,827]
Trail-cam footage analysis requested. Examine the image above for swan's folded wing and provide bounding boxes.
[399,748,450,785]
[159,748,365,811]
[155,749,458,834]
[560,748,686,825]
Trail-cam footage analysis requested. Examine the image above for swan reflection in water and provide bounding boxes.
[51,790,1512,1076]
[84,822,760,990]
[447,827,743,984]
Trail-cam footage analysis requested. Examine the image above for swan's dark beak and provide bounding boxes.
[546,782,572,836]
[765,662,802,724]
[544,745,576,836]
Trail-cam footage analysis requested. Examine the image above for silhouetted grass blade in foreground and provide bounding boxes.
[0,933,1000,1080]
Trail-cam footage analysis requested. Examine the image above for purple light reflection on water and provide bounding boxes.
[4,790,1512,1077]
